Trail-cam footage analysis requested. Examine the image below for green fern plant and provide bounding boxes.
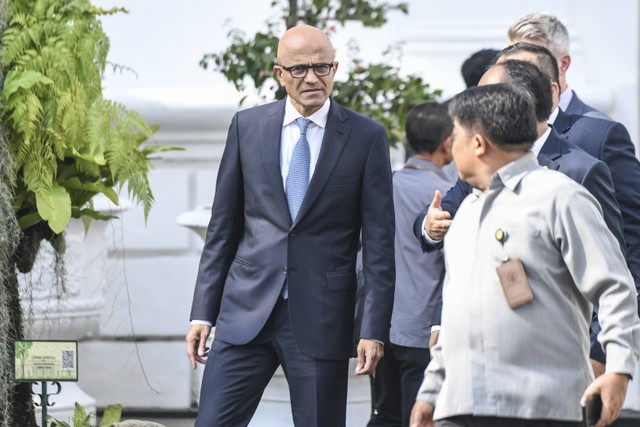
[0,0,181,424]
[2,0,178,236]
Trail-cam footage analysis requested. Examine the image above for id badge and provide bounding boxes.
[496,258,533,309]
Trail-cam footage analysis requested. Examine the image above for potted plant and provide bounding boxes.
[0,0,179,425]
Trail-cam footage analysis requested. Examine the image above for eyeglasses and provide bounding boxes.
[278,62,335,79]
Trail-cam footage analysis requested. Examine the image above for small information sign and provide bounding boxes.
[14,340,78,382]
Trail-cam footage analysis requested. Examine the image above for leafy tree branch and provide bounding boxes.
[201,0,440,145]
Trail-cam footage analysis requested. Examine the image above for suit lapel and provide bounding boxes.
[537,129,566,171]
[553,109,572,136]
[292,101,350,227]
[260,100,291,223]
[537,153,559,171]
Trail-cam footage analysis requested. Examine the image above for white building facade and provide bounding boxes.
[62,0,640,424]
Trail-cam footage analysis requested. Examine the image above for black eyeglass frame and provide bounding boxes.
[277,62,336,78]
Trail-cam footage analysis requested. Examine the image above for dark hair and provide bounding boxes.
[461,48,501,88]
[493,59,553,122]
[495,42,560,85]
[405,102,453,154]
[449,84,537,152]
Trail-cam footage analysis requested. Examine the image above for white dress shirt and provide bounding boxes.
[558,85,574,112]
[280,97,330,189]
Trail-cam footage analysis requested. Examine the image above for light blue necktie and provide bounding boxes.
[282,117,310,299]
[286,118,311,221]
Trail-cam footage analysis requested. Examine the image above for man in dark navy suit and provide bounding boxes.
[186,24,395,427]
[508,12,610,120]
[414,57,623,252]
[503,10,640,306]
[495,43,640,326]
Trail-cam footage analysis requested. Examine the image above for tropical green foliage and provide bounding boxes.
[200,0,440,145]
[48,402,122,427]
[2,0,179,235]
[333,42,439,145]
[0,1,180,425]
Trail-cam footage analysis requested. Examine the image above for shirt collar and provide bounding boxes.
[406,157,452,182]
[558,85,573,112]
[283,97,330,128]
[548,106,559,125]
[489,151,540,193]
[531,125,552,157]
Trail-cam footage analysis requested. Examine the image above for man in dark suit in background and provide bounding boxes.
[460,48,500,89]
[420,43,640,306]
[186,24,395,427]
[495,43,640,312]
[415,58,622,251]
[508,11,610,119]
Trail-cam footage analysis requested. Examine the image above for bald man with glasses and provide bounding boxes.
[186,24,395,427]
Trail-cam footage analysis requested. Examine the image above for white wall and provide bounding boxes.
[95,0,639,140]
[78,0,639,416]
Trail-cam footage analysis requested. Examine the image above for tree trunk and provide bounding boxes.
[0,265,37,427]
[287,0,298,28]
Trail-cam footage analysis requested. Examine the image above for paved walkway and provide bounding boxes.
[138,410,640,427]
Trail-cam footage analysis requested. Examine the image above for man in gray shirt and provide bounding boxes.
[369,103,453,427]
[410,84,640,427]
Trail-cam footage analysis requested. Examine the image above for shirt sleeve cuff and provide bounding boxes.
[421,216,441,243]
[191,319,213,326]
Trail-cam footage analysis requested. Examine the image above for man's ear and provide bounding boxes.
[558,54,571,77]
[273,66,285,86]
[551,82,561,100]
[440,135,454,163]
[474,133,489,157]
[441,135,453,154]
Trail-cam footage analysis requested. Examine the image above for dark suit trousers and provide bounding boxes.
[368,344,430,427]
[437,415,582,427]
[196,297,350,427]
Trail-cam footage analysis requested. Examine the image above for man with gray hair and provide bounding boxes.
[508,11,609,119]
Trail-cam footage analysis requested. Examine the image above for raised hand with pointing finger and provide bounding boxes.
[424,190,453,241]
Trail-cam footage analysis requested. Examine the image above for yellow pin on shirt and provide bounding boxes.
[495,228,509,261]
[495,228,508,243]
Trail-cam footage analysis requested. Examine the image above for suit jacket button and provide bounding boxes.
[289,229,296,237]
[282,267,288,275]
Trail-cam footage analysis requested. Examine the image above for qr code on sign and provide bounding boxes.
[61,350,75,370]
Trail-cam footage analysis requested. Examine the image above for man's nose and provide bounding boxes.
[303,69,319,83]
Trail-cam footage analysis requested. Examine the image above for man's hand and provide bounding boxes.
[410,400,435,427]
[425,190,452,241]
[355,339,384,375]
[590,358,605,378]
[428,330,439,359]
[581,372,630,427]
[186,323,212,369]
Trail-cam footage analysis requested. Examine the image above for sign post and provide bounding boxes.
[13,340,79,426]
